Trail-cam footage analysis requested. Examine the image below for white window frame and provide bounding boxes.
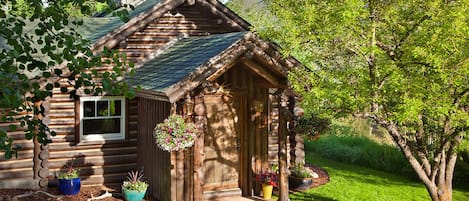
[79,96,125,142]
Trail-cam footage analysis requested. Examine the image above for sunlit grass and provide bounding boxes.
[287,152,469,201]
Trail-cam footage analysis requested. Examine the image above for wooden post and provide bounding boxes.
[176,150,185,201]
[184,148,193,201]
[193,94,206,201]
[183,95,194,201]
[277,91,290,201]
[170,152,177,201]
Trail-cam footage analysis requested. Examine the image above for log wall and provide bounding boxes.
[47,89,139,185]
[0,110,37,189]
[118,4,236,63]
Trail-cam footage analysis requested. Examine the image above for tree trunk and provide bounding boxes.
[377,119,456,201]
[436,184,451,201]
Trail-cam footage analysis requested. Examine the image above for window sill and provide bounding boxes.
[76,138,128,146]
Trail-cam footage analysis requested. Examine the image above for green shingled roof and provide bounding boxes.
[81,0,162,43]
[128,32,248,92]
[0,0,161,50]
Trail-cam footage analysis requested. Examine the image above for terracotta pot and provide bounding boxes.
[288,176,313,190]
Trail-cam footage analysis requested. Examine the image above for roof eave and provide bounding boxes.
[135,88,170,102]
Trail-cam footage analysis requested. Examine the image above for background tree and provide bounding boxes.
[233,0,469,200]
[0,0,135,159]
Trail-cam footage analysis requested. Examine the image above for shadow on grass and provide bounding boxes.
[291,192,337,201]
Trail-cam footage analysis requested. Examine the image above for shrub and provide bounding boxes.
[305,134,416,179]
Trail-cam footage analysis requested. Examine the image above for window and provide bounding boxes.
[79,96,125,142]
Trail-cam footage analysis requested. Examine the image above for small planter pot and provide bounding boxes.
[122,188,147,201]
[288,176,313,191]
[58,178,81,195]
[261,183,273,200]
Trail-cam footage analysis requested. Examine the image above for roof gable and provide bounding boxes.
[91,0,250,52]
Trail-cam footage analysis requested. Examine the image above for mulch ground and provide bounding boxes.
[0,164,329,200]
[307,163,330,188]
[0,184,151,201]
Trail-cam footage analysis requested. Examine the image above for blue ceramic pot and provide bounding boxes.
[122,188,147,201]
[58,178,81,195]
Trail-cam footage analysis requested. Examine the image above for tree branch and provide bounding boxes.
[454,88,469,107]
[376,40,397,61]
[398,15,431,46]
[373,117,435,191]
[415,114,431,176]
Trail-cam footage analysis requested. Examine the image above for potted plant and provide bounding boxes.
[289,162,315,190]
[153,114,198,152]
[57,165,80,195]
[122,170,149,201]
[255,169,278,200]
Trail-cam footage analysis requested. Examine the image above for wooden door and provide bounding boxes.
[203,94,245,192]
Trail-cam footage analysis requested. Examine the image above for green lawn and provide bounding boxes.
[288,152,469,201]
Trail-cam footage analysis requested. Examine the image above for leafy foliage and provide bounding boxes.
[290,162,314,178]
[0,0,136,159]
[58,162,79,179]
[230,0,469,199]
[122,169,149,192]
[58,169,79,179]
[291,114,331,136]
[306,133,416,180]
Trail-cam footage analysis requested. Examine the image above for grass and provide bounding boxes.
[289,152,469,201]
[305,134,415,179]
[305,129,469,187]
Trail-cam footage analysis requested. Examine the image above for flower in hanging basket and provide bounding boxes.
[154,114,198,152]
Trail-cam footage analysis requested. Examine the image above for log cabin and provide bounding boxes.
[0,0,305,200]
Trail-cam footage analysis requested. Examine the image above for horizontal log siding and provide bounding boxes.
[0,109,36,187]
[118,4,236,63]
[47,87,139,185]
[137,98,171,201]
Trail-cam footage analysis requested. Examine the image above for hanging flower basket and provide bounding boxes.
[153,114,198,152]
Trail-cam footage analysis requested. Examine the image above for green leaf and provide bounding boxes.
[45,83,53,90]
